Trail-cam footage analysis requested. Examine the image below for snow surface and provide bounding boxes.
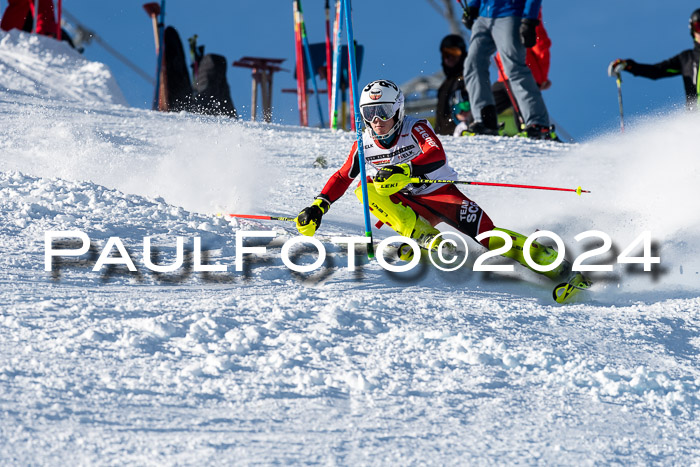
[1,30,700,464]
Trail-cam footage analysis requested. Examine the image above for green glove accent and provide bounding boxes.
[373,164,411,196]
[295,198,329,236]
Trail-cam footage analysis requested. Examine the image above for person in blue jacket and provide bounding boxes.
[462,0,553,139]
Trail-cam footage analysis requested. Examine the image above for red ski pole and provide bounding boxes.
[220,213,296,222]
[408,178,590,195]
[493,56,525,130]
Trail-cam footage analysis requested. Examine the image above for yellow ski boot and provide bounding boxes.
[355,184,440,261]
[488,227,571,281]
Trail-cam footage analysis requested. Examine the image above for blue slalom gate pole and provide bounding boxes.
[298,0,326,127]
[342,0,373,258]
[152,0,166,110]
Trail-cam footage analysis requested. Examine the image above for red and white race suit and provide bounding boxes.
[318,116,495,246]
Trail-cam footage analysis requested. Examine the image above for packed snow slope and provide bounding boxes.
[1,30,700,464]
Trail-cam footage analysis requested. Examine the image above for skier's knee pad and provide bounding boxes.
[355,184,418,237]
[489,227,564,280]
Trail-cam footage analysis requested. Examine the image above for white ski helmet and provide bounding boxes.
[359,79,405,140]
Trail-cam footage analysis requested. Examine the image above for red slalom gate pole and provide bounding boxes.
[293,1,308,126]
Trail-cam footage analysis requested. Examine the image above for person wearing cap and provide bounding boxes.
[609,8,700,111]
[435,34,471,136]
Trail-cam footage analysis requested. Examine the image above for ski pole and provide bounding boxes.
[493,56,525,130]
[607,62,625,133]
[615,73,624,133]
[408,178,590,195]
[220,213,296,222]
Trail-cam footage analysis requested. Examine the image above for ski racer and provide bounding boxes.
[294,79,577,290]
[609,8,700,111]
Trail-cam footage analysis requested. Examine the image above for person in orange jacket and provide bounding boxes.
[1,0,57,37]
[493,8,551,129]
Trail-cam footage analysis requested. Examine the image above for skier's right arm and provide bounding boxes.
[295,142,360,236]
[611,54,683,80]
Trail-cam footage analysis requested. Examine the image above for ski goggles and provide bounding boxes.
[361,103,396,122]
[441,46,463,57]
[692,21,700,33]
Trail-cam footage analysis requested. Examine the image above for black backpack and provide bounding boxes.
[160,26,193,112]
[192,54,238,118]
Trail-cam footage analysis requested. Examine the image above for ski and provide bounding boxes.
[553,272,592,304]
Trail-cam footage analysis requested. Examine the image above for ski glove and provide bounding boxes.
[608,59,633,76]
[374,164,412,196]
[461,6,479,30]
[296,198,330,236]
[519,18,539,48]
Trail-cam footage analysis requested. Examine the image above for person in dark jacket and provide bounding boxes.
[609,8,700,111]
[434,34,470,136]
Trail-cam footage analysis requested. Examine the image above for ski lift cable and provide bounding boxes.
[62,8,155,85]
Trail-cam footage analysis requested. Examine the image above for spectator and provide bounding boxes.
[493,8,551,129]
[609,8,700,111]
[462,0,553,139]
[1,0,57,37]
[434,34,470,136]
